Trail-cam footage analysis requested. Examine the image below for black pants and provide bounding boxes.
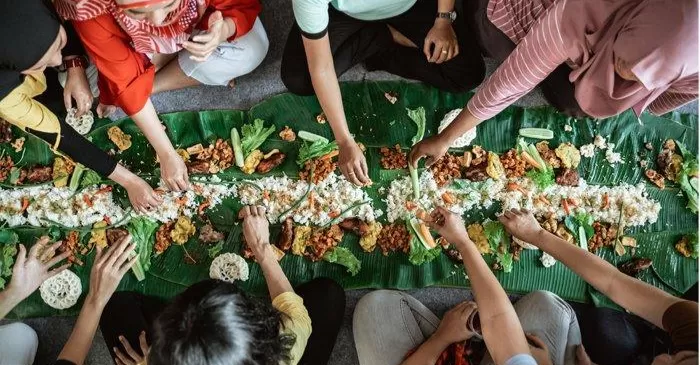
[465,0,587,117]
[281,0,486,95]
[99,277,346,365]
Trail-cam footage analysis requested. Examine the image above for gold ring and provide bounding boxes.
[442,50,448,54]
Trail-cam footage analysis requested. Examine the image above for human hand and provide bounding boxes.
[97,103,117,119]
[114,331,149,365]
[182,11,233,62]
[424,19,459,64]
[338,140,371,186]
[427,207,469,248]
[87,235,136,308]
[408,134,450,168]
[433,301,478,345]
[497,208,545,246]
[575,344,595,365]
[6,237,71,301]
[123,175,162,214]
[159,151,189,192]
[238,206,271,258]
[526,333,553,365]
[64,66,93,117]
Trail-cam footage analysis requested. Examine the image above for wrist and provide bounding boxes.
[253,244,274,263]
[109,165,139,188]
[84,292,107,310]
[434,17,452,27]
[427,331,453,349]
[1,286,26,306]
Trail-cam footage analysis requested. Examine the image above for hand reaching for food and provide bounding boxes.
[159,151,189,192]
[238,205,271,258]
[498,208,545,245]
[124,176,162,214]
[6,237,71,301]
[409,134,450,168]
[338,140,371,186]
[87,235,136,308]
[427,206,469,248]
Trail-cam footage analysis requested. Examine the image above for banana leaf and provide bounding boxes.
[1,81,697,318]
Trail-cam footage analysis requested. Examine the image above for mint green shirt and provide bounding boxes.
[292,0,418,37]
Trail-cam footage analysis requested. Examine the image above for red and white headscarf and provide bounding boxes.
[55,0,207,54]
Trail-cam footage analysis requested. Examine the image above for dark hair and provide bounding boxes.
[148,279,295,365]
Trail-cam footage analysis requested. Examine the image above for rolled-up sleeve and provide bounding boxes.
[466,0,568,121]
[200,0,261,40]
[70,15,155,116]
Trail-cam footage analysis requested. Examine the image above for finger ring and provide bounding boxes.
[348,172,355,176]
[442,50,448,54]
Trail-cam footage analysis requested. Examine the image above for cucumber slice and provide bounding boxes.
[69,164,85,191]
[519,128,554,140]
[298,131,329,144]
[408,219,436,250]
[578,226,588,250]
[231,128,245,168]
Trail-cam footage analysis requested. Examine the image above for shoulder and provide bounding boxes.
[54,0,112,21]
[663,300,698,353]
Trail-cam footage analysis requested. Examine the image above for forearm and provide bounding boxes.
[439,108,482,145]
[302,37,353,144]
[130,100,176,157]
[400,336,451,365]
[437,0,455,12]
[0,288,23,320]
[257,246,293,300]
[57,294,104,365]
[457,239,530,363]
[535,230,679,327]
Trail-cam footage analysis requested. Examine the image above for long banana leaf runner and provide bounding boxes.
[3,81,697,318]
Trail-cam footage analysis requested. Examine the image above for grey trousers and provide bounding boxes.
[0,322,38,365]
[353,290,582,365]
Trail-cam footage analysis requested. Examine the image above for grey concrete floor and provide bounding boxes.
[12,1,698,364]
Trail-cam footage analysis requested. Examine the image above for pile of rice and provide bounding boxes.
[140,178,236,223]
[384,171,503,222]
[238,173,380,225]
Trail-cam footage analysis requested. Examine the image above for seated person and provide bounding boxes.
[0,0,158,213]
[93,206,345,365]
[498,208,698,365]
[411,0,698,168]
[281,0,486,186]
[54,0,270,193]
[355,207,552,365]
[0,237,71,365]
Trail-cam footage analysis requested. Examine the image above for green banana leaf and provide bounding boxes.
[1,81,697,318]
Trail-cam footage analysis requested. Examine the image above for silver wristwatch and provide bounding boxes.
[437,11,457,23]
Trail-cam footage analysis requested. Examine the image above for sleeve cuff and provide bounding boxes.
[301,27,328,40]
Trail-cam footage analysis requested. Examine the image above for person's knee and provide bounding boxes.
[439,58,486,93]
[308,277,346,307]
[5,322,38,351]
[521,290,575,316]
[354,290,403,323]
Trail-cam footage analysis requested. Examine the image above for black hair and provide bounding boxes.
[148,279,295,365]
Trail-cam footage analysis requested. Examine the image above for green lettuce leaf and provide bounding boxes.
[126,217,159,281]
[497,252,514,273]
[526,168,555,190]
[483,220,506,253]
[207,241,224,259]
[323,247,361,276]
[565,213,594,250]
[0,242,18,289]
[80,169,103,188]
[676,141,699,213]
[406,220,441,265]
[296,140,338,166]
[241,119,276,157]
[407,107,426,146]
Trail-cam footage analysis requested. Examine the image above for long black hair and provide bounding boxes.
[148,279,295,365]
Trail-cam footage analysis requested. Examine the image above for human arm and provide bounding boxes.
[62,21,93,117]
[57,236,137,365]
[200,0,261,40]
[647,76,698,116]
[0,237,70,320]
[401,301,478,365]
[498,209,686,329]
[428,207,532,364]
[409,0,569,168]
[70,17,188,191]
[238,206,293,299]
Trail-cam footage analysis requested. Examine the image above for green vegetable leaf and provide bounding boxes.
[8,167,21,184]
[676,141,699,213]
[0,230,19,245]
[296,140,338,166]
[406,219,441,265]
[47,226,62,241]
[407,107,426,146]
[0,243,18,289]
[126,217,159,281]
[525,168,555,190]
[565,213,594,250]
[241,119,276,157]
[483,220,506,253]
[208,241,224,259]
[80,169,103,188]
[496,252,514,273]
[688,234,699,260]
[323,247,361,276]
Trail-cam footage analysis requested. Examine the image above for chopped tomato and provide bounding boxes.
[192,185,204,194]
[329,211,340,219]
[95,186,113,195]
[19,197,30,213]
[83,194,94,207]
[262,190,270,201]
[562,198,571,215]
[103,215,112,225]
[175,196,188,206]
[308,192,315,207]
[198,200,210,215]
[405,201,417,211]
[601,193,610,209]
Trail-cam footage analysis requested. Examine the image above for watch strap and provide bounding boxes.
[63,56,88,70]
[436,11,456,22]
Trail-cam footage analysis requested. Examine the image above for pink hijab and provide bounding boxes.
[561,0,698,117]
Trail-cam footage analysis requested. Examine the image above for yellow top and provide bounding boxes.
[0,72,61,148]
[272,292,313,365]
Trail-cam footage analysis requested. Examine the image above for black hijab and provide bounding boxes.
[0,0,61,99]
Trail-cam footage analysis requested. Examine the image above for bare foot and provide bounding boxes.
[387,25,418,48]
